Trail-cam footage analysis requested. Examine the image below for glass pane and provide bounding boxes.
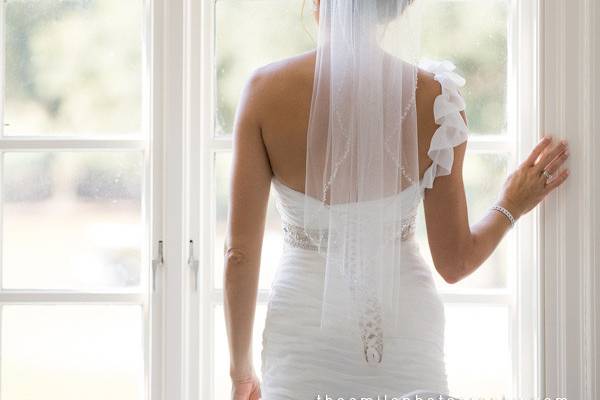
[2,152,143,289]
[214,152,282,289]
[4,0,143,136]
[215,0,316,135]
[444,304,511,398]
[421,0,508,135]
[1,305,144,400]
[415,152,511,289]
[213,304,266,399]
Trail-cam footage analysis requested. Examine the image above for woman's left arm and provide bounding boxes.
[223,70,272,382]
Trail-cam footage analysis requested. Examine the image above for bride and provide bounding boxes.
[223,0,570,399]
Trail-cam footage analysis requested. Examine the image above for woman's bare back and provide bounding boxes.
[226,48,488,286]
[245,49,452,193]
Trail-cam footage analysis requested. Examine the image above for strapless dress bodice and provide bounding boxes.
[271,176,422,251]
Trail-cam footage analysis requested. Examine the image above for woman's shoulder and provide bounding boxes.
[415,60,468,132]
[238,50,316,125]
[416,66,442,111]
[246,50,316,93]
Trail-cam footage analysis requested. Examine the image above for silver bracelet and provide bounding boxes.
[491,205,516,228]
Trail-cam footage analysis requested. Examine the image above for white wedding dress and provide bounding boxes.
[260,61,468,400]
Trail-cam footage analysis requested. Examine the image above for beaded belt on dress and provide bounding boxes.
[282,214,417,251]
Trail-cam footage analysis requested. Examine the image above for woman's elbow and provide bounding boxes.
[436,258,468,285]
[441,270,461,285]
[438,236,473,284]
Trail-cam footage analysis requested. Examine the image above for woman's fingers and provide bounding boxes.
[522,136,552,167]
[503,135,570,219]
[544,168,570,192]
[535,139,568,173]
[543,147,569,177]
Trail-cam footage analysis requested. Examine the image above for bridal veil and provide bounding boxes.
[302,0,424,363]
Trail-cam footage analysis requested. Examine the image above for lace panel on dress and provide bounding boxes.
[281,214,417,363]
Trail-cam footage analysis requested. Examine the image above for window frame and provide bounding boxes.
[540,0,600,398]
[7,0,600,399]
[0,0,163,399]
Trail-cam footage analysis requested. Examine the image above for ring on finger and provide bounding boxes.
[541,149,567,181]
[542,169,553,181]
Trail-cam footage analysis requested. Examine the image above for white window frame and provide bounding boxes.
[0,1,164,400]
[540,0,600,398]
[512,0,543,397]
[4,0,599,399]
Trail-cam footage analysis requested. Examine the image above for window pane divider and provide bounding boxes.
[0,291,145,304]
[439,290,511,304]
[0,138,146,150]
[207,137,233,151]
[468,133,515,153]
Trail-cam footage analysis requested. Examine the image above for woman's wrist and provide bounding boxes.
[494,198,522,225]
[230,363,256,382]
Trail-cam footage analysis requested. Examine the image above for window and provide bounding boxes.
[11,1,599,399]
[203,1,537,400]
[0,1,153,399]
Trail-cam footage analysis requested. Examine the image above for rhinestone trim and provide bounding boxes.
[281,223,325,251]
[281,215,417,252]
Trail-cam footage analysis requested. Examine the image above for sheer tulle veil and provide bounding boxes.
[302,0,424,363]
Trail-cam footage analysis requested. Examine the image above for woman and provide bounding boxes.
[224,0,570,399]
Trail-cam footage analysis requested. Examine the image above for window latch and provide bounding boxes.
[188,240,199,291]
[152,240,164,292]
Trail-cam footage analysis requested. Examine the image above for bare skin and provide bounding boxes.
[225,3,570,399]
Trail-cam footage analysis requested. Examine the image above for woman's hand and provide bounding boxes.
[497,135,570,220]
[231,371,261,400]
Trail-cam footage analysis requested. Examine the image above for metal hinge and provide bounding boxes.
[188,239,199,291]
[152,240,164,292]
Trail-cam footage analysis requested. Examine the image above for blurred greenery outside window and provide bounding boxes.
[1,0,147,399]
[2,1,145,290]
